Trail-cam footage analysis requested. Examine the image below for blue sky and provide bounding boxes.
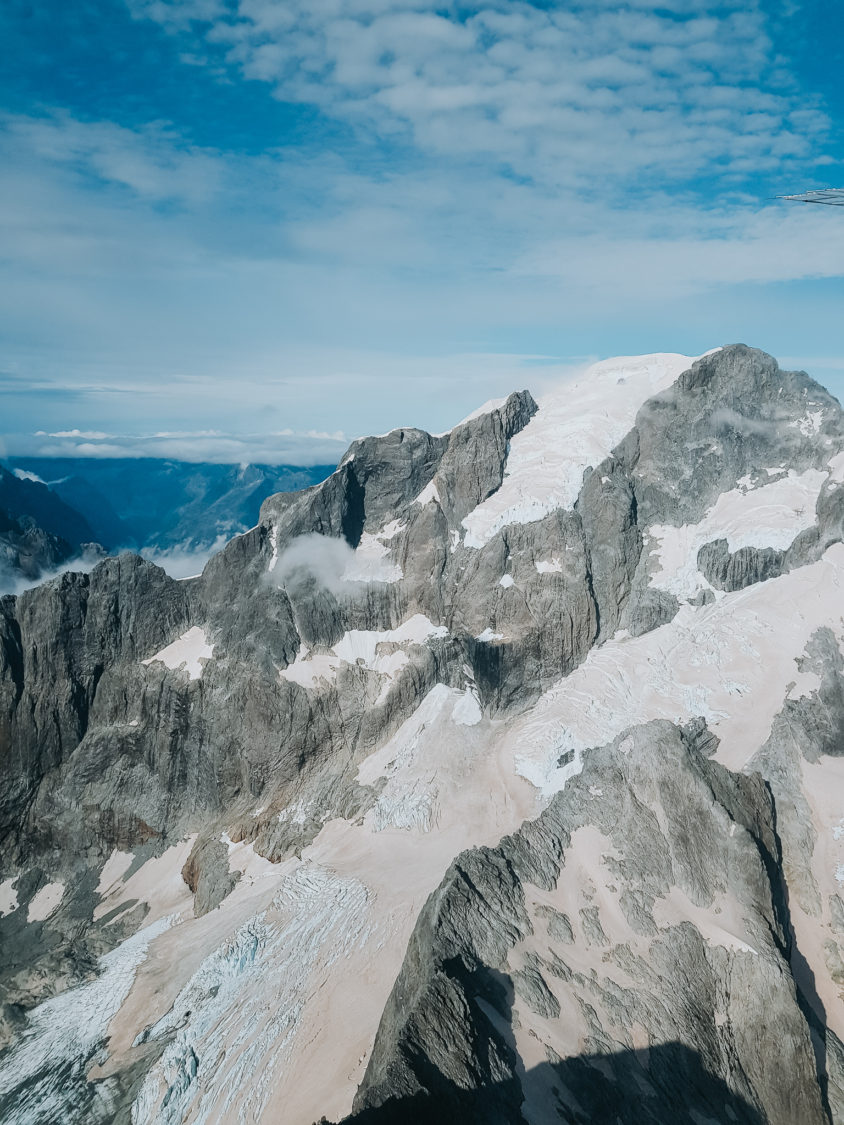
[2,0,843,465]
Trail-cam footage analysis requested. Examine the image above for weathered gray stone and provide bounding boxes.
[0,346,842,1124]
[349,723,828,1125]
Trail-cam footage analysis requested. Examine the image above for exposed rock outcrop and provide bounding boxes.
[348,722,827,1125]
[0,346,842,1125]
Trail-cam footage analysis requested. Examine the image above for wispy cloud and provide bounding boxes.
[141,534,231,579]
[0,554,101,598]
[37,429,114,440]
[3,111,225,204]
[129,0,833,192]
[4,428,348,466]
[2,0,844,440]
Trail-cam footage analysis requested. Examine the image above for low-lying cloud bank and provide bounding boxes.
[1,429,349,467]
[0,534,237,595]
[0,555,101,598]
[141,535,232,580]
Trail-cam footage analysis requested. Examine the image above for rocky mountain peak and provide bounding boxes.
[0,345,842,1125]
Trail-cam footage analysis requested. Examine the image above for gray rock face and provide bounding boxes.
[348,723,826,1125]
[0,346,842,1125]
[625,345,839,526]
[611,345,843,630]
[0,553,194,852]
[697,538,785,591]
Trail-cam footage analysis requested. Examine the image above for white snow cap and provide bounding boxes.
[462,352,711,549]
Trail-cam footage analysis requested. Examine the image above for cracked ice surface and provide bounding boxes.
[507,544,844,795]
[0,916,175,1122]
[131,864,371,1125]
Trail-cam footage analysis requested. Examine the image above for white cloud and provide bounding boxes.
[268,531,405,594]
[0,554,101,598]
[4,428,348,466]
[40,429,114,439]
[141,534,231,579]
[132,0,831,193]
[270,532,359,595]
[2,0,844,439]
[2,112,224,204]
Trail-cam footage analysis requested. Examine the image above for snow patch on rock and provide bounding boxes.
[94,837,196,925]
[535,557,563,574]
[96,850,134,898]
[357,684,454,790]
[333,615,448,666]
[27,882,64,922]
[143,627,214,681]
[0,876,19,918]
[279,650,342,690]
[648,468,828,599]
[452,689,483,726]
[413,479,441,506]
[456,396,508,427]
[221,835,280,886]
[280,615,447,693]
[269,523,280,571]
[791,409,825,437]
[378,518,404,540]
[476,628,504,642]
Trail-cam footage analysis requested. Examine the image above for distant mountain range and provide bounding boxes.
[0,463,102,586]
[0,457,336,588]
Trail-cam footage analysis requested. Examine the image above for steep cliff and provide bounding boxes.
[0,346,842,1125]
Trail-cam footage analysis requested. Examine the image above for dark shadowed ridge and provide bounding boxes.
[328,1042,766,1124]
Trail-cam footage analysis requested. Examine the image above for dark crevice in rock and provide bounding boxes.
[764,783,834,1124]
[0,606,24,703]
[341,464,367,550]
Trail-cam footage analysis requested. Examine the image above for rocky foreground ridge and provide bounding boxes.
[0,345,843,1124]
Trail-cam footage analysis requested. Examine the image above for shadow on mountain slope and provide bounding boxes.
[329,1041,768,1125]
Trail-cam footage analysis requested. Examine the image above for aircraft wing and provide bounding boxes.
[780,188,844,205]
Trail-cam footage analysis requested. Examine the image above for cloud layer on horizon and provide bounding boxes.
[2,0,844,439]
[2,427,349,466]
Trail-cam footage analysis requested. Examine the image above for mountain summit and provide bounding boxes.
[0,345,843,1125]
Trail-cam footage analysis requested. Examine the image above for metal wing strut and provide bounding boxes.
[780,188,844,205]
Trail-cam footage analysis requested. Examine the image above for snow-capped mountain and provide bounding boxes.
[0,345,843,1124]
